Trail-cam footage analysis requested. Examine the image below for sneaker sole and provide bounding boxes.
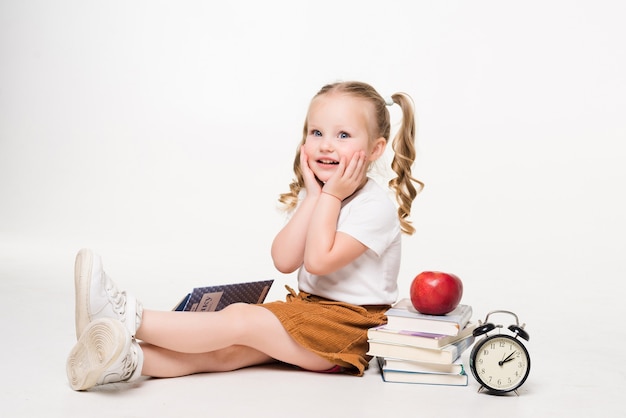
[66,318,128,391]
[74,248,94,340]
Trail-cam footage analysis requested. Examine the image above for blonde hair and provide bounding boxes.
[278,81,424,235]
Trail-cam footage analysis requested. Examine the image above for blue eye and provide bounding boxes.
[311,129,322,137]
[338,132,350,139]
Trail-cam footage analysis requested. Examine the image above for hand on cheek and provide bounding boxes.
[300,146,322,197]
[323,151,367,201]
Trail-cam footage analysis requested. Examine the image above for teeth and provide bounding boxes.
[319,160,338,165]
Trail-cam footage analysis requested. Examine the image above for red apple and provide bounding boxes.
[410,271,463,315]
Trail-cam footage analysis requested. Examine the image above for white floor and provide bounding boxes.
[0,242,623,418]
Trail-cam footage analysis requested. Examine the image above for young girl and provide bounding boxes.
[66,80,423,390]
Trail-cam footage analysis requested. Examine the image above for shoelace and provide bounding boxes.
[102,273,142,334]
[118,343,139,381]
[103,274,127,317]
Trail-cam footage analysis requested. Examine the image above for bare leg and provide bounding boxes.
[136,303,335,373]
[140,344,276,377]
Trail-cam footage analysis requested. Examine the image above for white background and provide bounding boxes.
[1,1,624,417]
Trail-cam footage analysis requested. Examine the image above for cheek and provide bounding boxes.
[345,142,368,157]
[302,141,315,156]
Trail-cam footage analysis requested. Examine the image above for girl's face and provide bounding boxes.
[303,93,384,183]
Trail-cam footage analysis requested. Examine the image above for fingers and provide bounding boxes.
[300,146,310,174]
[323,151,367,199]
[342,150,367,181]
[300,146,315,178]
[335,150,365,184]
[300,146,322,195]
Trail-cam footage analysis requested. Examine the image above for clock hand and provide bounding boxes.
[498,351,517,366]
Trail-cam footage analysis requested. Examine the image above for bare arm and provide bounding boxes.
[304,151,369,275]
[271,148,322,273]
[271,194,318,273]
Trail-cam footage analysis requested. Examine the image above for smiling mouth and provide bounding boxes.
[317,159,339,165]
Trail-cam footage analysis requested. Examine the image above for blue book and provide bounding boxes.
[377,357,468,386]
[173,279,274,311]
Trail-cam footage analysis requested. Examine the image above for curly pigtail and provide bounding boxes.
[387,93,424,235]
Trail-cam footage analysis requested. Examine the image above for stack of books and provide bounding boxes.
[367,298,477,386]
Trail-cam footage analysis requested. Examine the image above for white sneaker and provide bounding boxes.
[74,248,143,340]
[66,318,144,391]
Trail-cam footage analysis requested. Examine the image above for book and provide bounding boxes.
[384,298,473,336]
[367,322,478,349]
[173,279,274,312]
[367,334,475,364]
[376,357,465,375]
[376,357,468,386]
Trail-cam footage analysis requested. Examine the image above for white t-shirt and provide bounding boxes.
[297,178,401,305]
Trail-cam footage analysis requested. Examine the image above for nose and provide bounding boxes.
[319,135,334,152]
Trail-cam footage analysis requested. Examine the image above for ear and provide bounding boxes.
[368,137,387,161]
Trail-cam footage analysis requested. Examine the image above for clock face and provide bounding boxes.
[470,334,530,393]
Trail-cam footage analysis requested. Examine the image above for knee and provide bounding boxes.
[219,303,258,335]
[220,302,254,319]
[218,303,280,347]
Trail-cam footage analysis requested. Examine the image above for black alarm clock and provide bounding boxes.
[469,310,530,395]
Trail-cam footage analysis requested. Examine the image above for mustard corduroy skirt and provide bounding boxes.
[260,286,389,376]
